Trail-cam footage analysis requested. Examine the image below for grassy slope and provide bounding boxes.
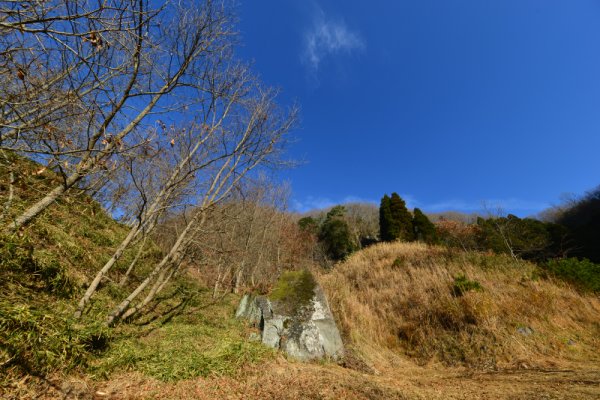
[0,156,271,399]
[1,154,137,387]
[320,242,600,370]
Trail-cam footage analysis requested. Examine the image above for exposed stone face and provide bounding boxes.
[235,271,344,361]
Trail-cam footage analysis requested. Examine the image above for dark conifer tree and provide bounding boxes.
[412,208,437,243]
[556,185,600,263]
[298,216,319,235]
[389,192,414,241]
[380,193,414,242]
[319,206,356,261]
[379,195,393,241]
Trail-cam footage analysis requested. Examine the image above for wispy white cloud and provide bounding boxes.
[291,195,549,216]
[302,6,365,71]
[291,196,334,213]
[419,198,550,214]
[292,195,376,213]
[399,197,551,217]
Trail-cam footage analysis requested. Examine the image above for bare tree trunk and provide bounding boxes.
[107,251,178,326]
[10,172,81,231]
[119,233,149,286]
[110,169,237,324]
[250,212,275,286]
[73,223,139,318]
[107,210,205,325]
[108,245,184,325]
[232,198,260,293]
[121,260,179,321]
[213,263,223,299]
[233,262,245,294]
[0,150,15,223]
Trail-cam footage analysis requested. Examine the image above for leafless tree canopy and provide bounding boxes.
[1,1,301,324]
[0,0,240,229]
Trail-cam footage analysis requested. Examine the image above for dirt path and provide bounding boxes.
[55,358,600,400]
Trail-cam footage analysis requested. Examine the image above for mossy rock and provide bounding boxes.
[237,270,344,361]
[268,270,317,317]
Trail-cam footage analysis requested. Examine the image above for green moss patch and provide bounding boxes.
[269,270,317,315]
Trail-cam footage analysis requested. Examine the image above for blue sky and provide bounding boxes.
[236,0,600,216]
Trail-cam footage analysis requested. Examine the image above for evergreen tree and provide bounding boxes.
[389,193,414,241]
[298,216,319,235]
[379,195,393,241]
[412,208,437,243]
[326,205,346,219]
[380,193,414,242]
[556,185,600,262]
[319,206,356,261]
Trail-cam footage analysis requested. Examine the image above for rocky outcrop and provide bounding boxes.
[236,270,344,361]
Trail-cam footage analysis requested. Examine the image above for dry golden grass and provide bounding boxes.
[9,240,600,399]
[319,242,600,370]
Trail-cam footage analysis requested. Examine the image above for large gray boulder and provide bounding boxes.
[235,270,344,361]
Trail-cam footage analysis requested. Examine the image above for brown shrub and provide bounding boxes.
[435,220,481,250]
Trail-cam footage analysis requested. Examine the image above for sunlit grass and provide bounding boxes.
[320,241,600,369]
[91,291,274,381]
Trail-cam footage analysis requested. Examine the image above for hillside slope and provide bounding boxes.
[87,243,600,400]
[320,242,600,370]
[0,156,271,399]
[1,154,142,389]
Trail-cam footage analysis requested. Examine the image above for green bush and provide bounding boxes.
[0,302,110,376]
[556,186,600,263]
[91,288,273,382]
[391,256,404,269]
[451,274,483,297]
[1,235,75,298]
[92,323,270,381]
[475,215,569,261]
[544,258,600,293]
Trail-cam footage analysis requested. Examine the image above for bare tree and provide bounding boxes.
[74,61,255,318]
[481,203,520,260]
[1,0,234,231]
[106,88,297,325]
[75,53,271,318]
[223,178,291,293]
[344,202,379,245]
[186,177,317,297]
